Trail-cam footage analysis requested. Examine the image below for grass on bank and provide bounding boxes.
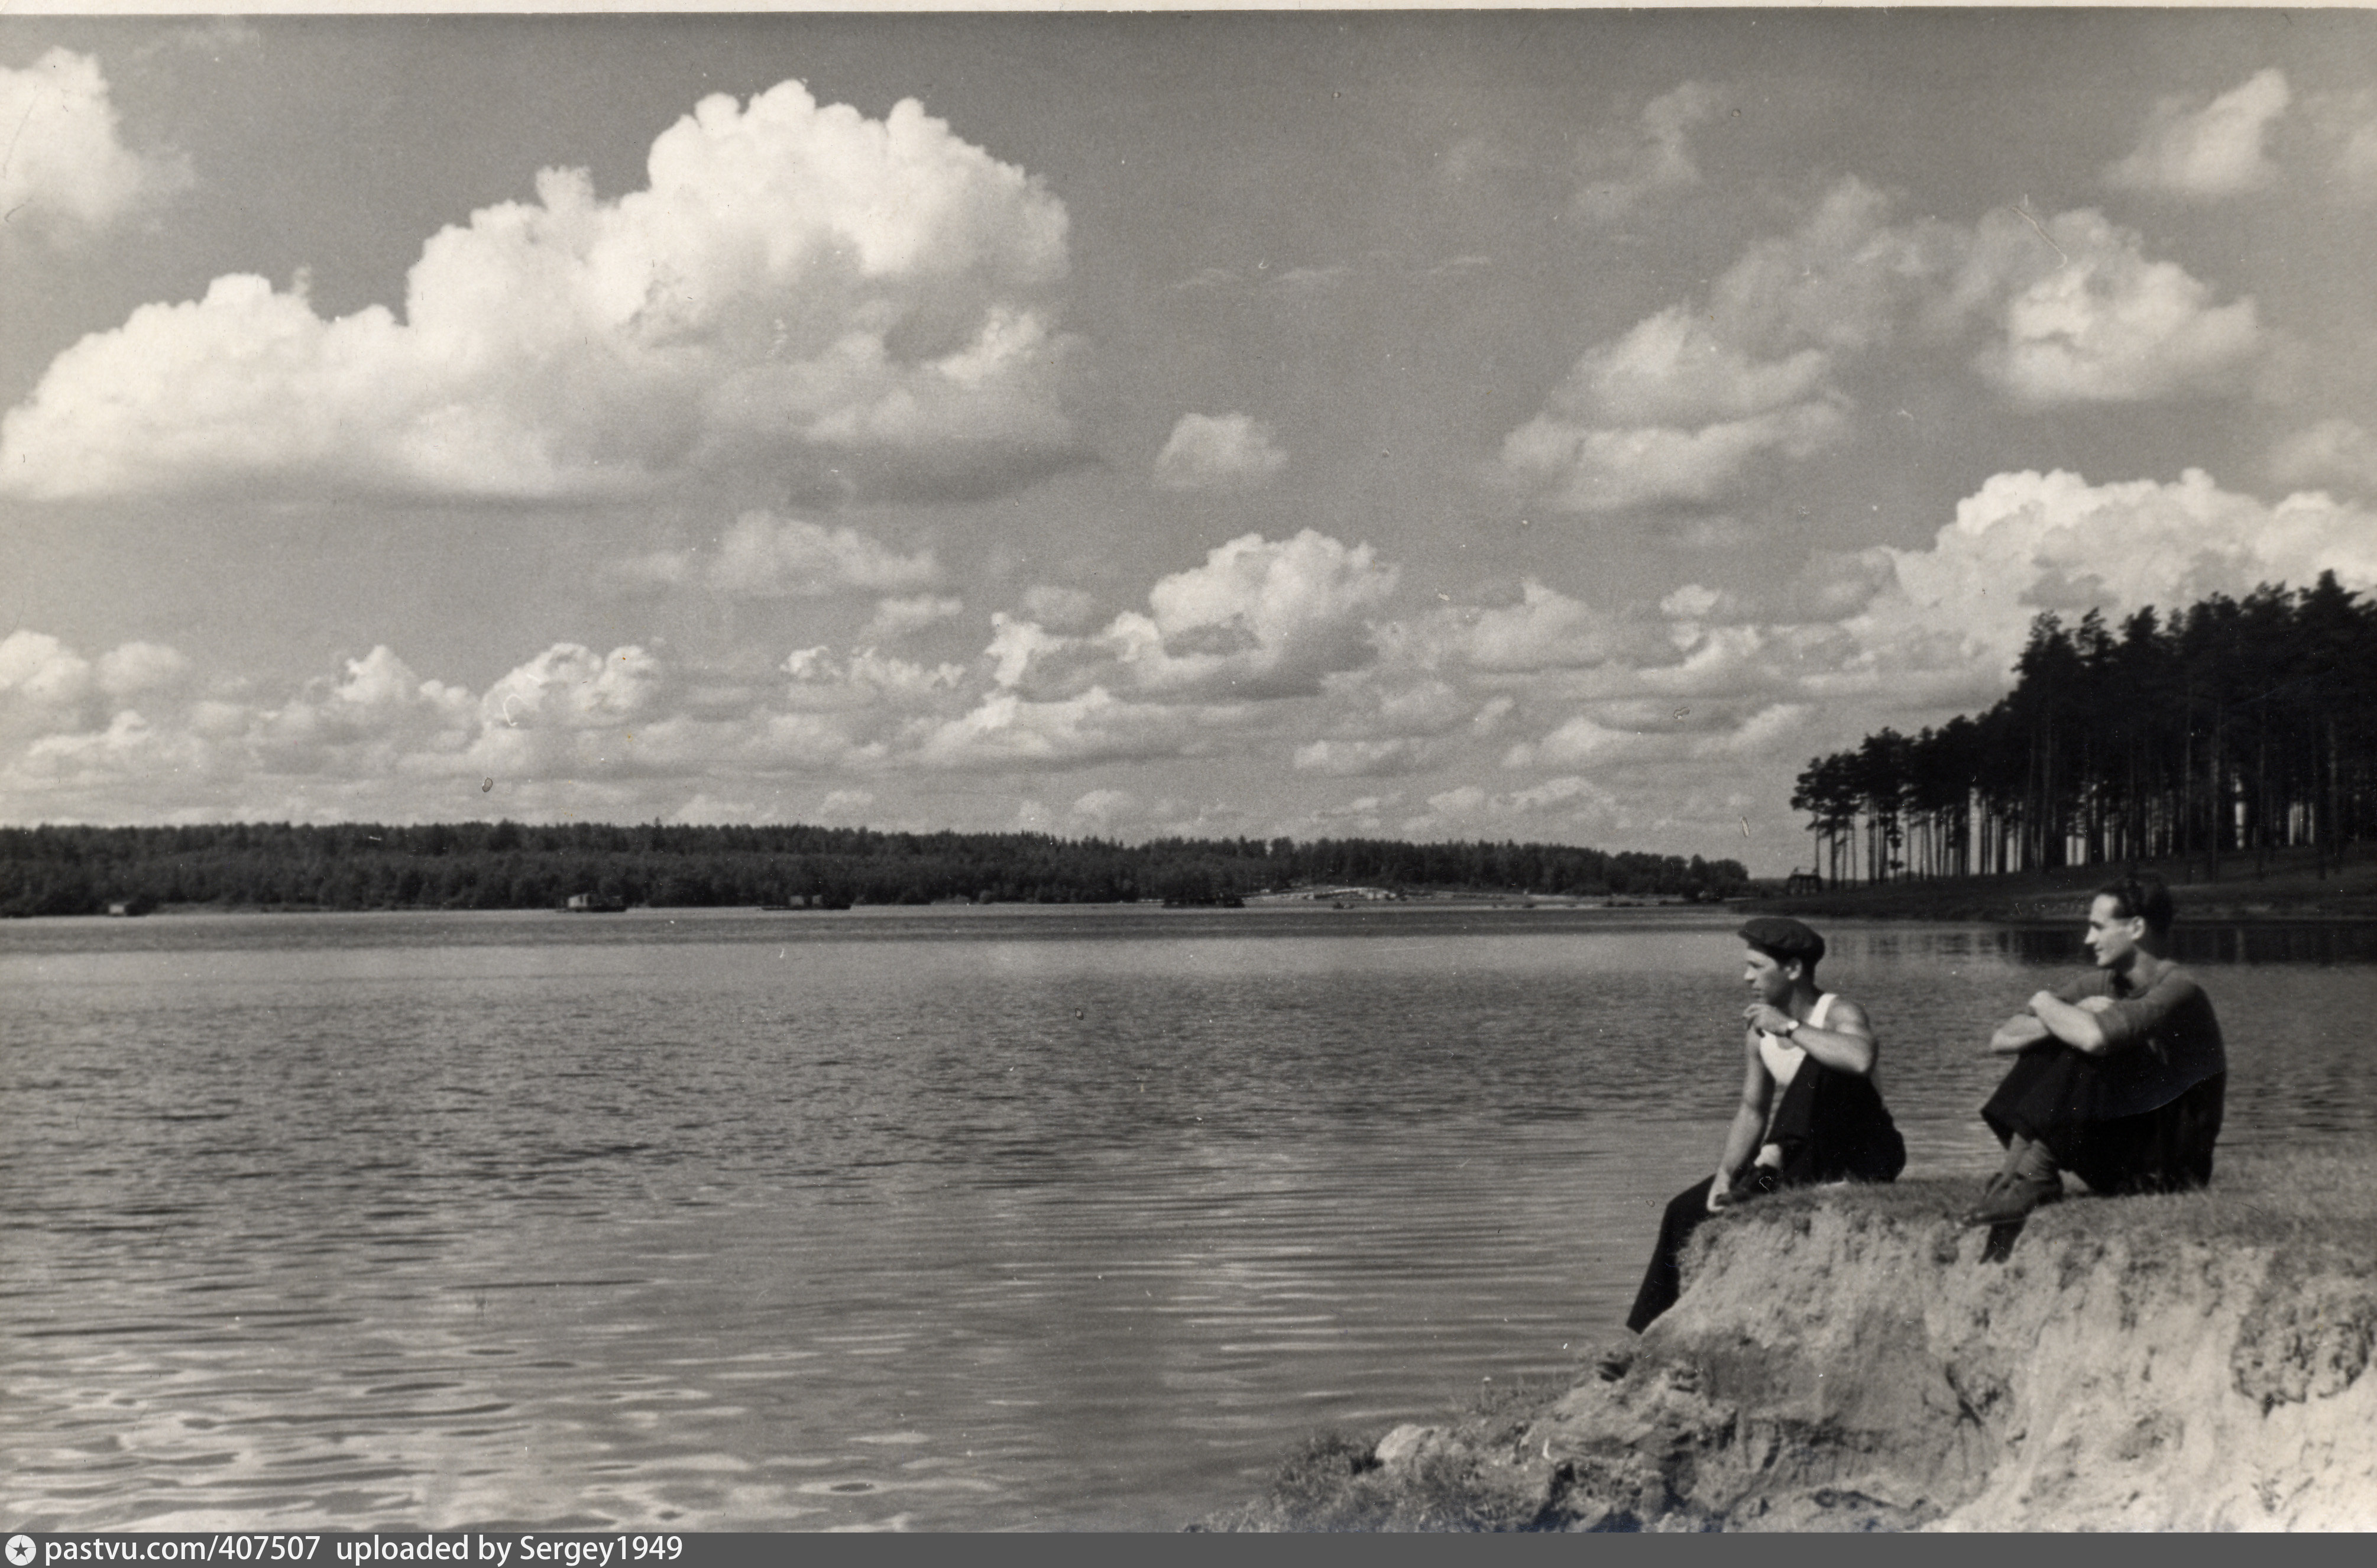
[1193,1146,2375,1532]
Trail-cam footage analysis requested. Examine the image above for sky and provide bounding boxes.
[7,9,2377,874]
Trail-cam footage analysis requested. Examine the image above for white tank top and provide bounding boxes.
[1757,992,1834,1088]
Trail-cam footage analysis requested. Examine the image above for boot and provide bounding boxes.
[1962,1141,2062,1227]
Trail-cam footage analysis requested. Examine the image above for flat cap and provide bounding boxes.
[1739,915,1824,964]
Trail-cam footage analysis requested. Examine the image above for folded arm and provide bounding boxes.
[2026,967,2197,1057]
[1987,1012,2053,1055]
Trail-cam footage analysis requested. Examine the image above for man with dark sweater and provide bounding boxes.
[1964,873,2227,1227]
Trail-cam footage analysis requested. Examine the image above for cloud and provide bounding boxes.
[1105,529,1399,698]
[2302,89,2377,199]
[1504,703,1811,771]
[914,686,1230,770]
[1497,178,1928,513]
[1862,468,2377,680]
[1066,787,1135,831]
[2105,67,2289,200]
[0,630,95,710]
[1019,584,1099,633]
[2269,418,2377,494]
[1967,209,2263,406]
[0,50,190,248]
[1573,81,1723,223]
[1390,578,1665,673]
[0,80,1079,504]
[610,511,940,598]
[783,645,965,711]
[1499,400,1848,515]
[1152,412,1289,493]
[976,530,1402,714]
[1500,179,2261,513]
[96,641,193,698]
[1659,549,1899,628]
[709,511,939,596]
[1292,733,1469,778]
[859,594,965,644]
[18,461,2362,839]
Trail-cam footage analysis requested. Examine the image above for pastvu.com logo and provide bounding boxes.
[7,1534,36,1566]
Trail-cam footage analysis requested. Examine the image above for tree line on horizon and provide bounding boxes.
[0,819,1751,918]
[1790,571,2376,886]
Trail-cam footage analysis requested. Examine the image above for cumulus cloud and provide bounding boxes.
[1388,578,1664,673]
[783,645,965,710]
[96,641,194,698]
[18,464,2362,838]
[2105,68,2289,200]
[1573,81,1724,223]
[1291,737,1439,777]
[1861,468,2377,681]
[1500,401,1848,515]
[254,646,478,776]
[859,594,966,644]
[1499,179,2261,513]
[1066,787,1136,831]
[1399,773,1625,839]
[1152,412,1290,493]
[1497,179,1930,513]
[610,511,939,598]
[0,80,1080,504]
[0,630,95,710]
[1103,529,1399,698]
[914,686,1230,770]
[1967,208,2262,406]
[2269,418,2377,493]
[985,532,1397,702]
[1504,702,1812,772]
[0,50,190,247]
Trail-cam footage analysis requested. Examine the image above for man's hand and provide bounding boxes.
[1706,1175,1734,1212]
[1743,1002,1796,1037]
[1987,1012,2052,1056]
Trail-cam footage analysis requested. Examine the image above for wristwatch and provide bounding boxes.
[1780,1018,1800,1037]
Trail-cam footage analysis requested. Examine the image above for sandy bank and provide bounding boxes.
[1200,1162,2377,1531]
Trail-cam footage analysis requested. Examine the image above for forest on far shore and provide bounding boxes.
[1793,572,2377,887]
[0,821,1751,917]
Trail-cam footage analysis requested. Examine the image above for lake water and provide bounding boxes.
[5,905,2373,1531]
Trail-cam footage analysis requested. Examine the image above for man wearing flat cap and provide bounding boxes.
[1624,916,1905,1331]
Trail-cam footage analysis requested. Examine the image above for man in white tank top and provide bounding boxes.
[1623,916,1902,1334]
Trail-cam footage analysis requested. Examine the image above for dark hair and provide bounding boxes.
[2097,872,2174,937]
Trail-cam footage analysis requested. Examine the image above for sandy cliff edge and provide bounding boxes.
[1200,1169,2377,1531]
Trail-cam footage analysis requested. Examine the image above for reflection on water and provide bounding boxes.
[4,906,2370,1530]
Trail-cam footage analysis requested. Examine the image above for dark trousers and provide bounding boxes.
[1982,1053,2226,1196]
[1625,1175,1720,1333]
